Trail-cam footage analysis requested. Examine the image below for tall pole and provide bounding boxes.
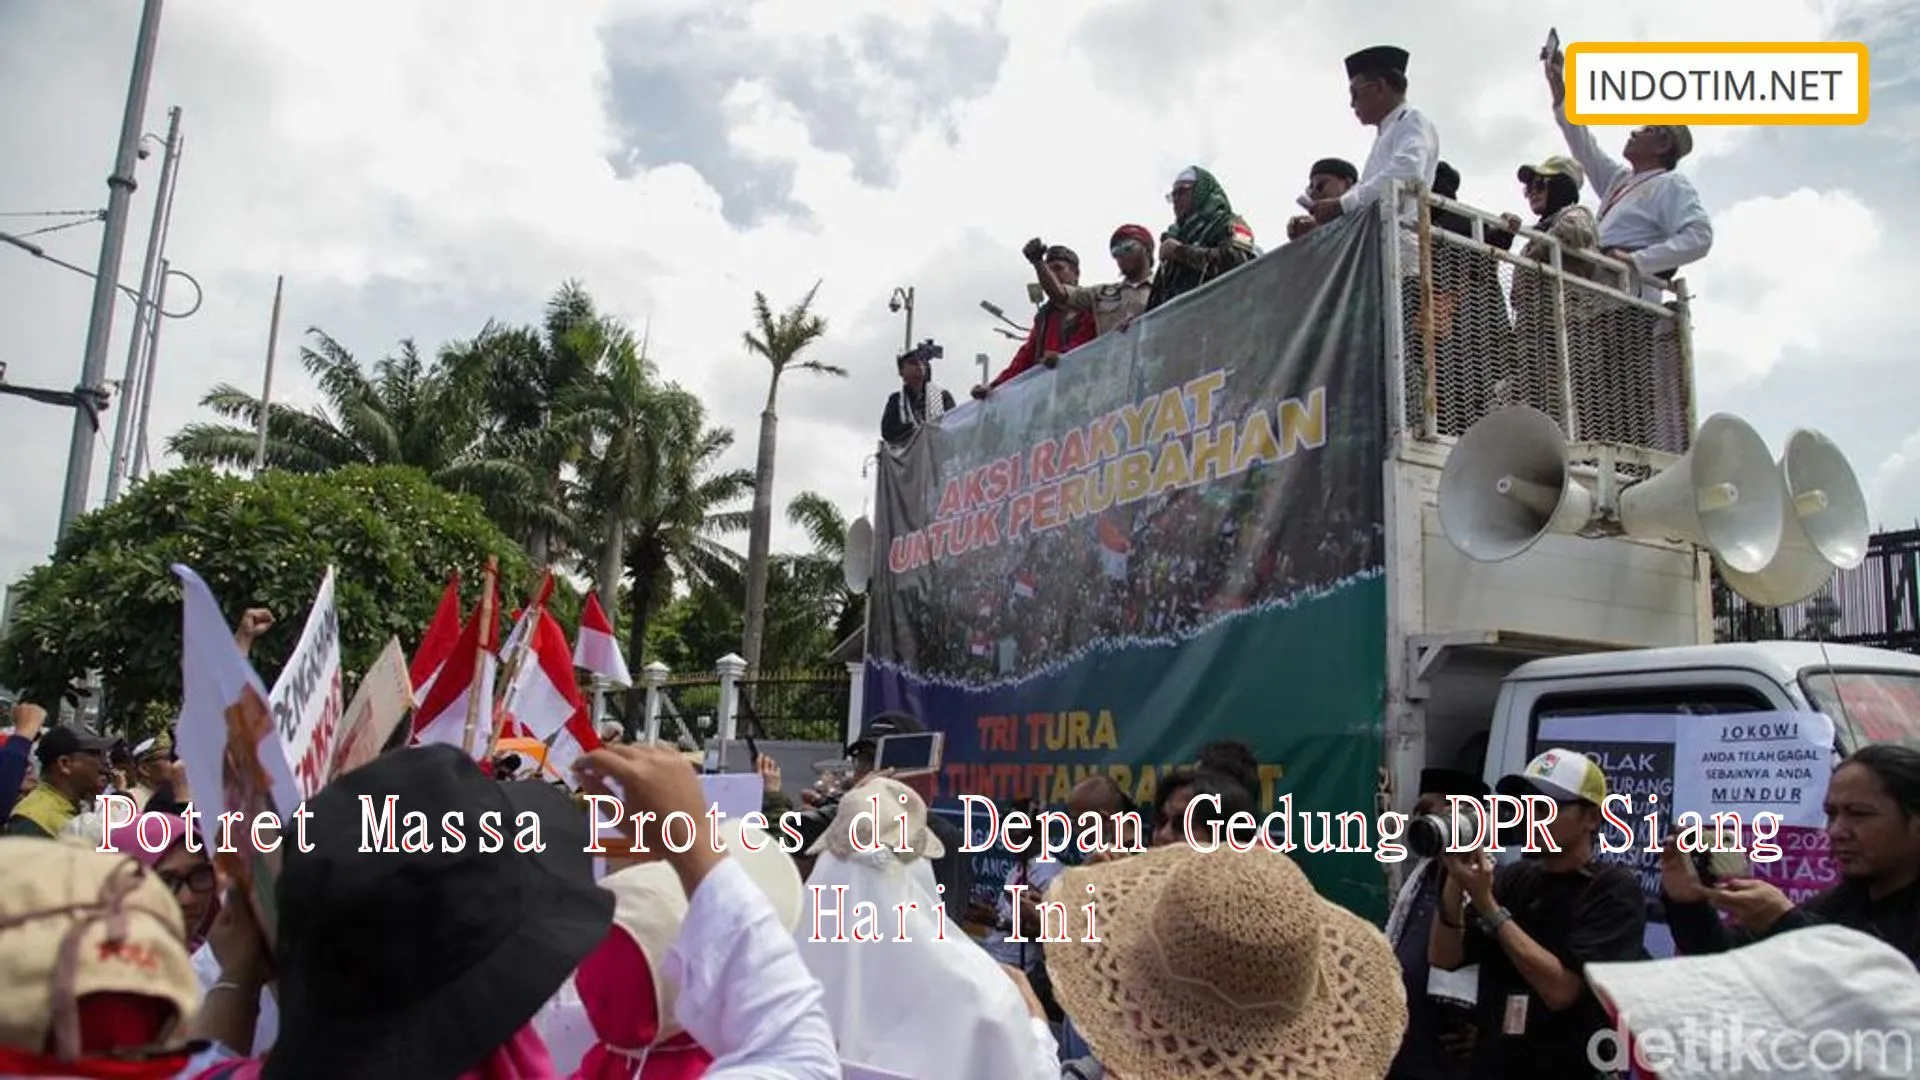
[106,105,182,503]
[130,260,170,482]
[254,275,284,472]
[56,0,166,537]
[903,287,915,352]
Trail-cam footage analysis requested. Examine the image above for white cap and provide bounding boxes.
[1175,166,1199,185]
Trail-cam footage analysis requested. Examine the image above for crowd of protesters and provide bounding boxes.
[6,34,1912,1080]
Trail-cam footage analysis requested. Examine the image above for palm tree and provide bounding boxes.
[785,490,865,646]
[616,420,755,716]
[439,281,608,566]
[739,284,841,679]
[168,329,548,529]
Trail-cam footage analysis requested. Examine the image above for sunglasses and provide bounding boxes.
[1110,240,1144,257]
[1165,183,1194,203]
[157,863,216,895]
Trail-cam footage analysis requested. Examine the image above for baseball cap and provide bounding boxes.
[1497,748,1608,805]
[0,839,200,1057]
[847,711,923,755]
[1516,154,1586,190]
[33,725,114,769]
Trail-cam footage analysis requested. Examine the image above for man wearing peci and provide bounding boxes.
[882,342,956,448]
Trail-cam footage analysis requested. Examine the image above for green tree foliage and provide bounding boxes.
[0,466,529,732]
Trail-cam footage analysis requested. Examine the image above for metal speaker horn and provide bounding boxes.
[1717,428,1870,606]
[843,515,875,593]
[1617,413,1784,575]
[1438,405,1598,562]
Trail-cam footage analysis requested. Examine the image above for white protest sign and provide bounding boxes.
[702,772,764,820]
[270,568,345,800]
[174,564,302,949]
[1672,711,1835,829]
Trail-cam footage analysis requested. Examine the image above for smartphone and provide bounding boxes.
[1025,282,1045,305]
[874,731,944,777]
[1693,848,1751,885]
[1296,193,1316,212]
[1542,27,1560,61]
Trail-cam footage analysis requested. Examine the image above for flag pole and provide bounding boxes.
[460,557,498,758]
[486,573,551,761]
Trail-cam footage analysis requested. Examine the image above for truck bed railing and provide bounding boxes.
[1385,183,1696,455]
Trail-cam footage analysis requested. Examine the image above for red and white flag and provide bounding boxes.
[410,573,463,703]
[499,608,602,784]
[1011,570,1037,599]
[1097,517,1131,581]
[411,573,500,757]
[573,592,630,688]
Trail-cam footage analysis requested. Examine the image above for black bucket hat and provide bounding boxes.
[263,744,614,1080]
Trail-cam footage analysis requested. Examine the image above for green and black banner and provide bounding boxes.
[865,213,1390,917]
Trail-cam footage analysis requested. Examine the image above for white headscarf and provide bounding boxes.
[795,846,1054,1080]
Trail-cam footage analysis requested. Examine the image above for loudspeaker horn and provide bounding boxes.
[1717,428,1870,606]
[1617,413,1785,574]
[1438,405,1598,562]
[843,515,875,594]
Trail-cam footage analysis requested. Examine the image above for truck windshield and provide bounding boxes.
[1800,670,1920,748]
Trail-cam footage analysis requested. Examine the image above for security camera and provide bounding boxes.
[888,297,902,313]
[137,145,151,160]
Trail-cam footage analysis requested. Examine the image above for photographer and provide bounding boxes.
[973,244,1094,399]
[1428,749,1645,1077]
[1386,768,1489,1080]
[882,341,954,448]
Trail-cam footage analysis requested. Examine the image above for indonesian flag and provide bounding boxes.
[409,574,463,703]
[573,593,631,688]
[410,575,500,757]
[1011,571,1037,599]
[969,633,992,658]
[499,609,602,786]
[1097,517,1131,580]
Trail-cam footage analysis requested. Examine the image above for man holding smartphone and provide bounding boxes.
[1427,749,1647,1076]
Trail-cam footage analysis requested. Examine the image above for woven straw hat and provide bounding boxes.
[1044,844,1405,1080]
[805,776,946,861]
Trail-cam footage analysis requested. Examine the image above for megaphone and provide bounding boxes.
[1617,413,1784,575]
[1438,405,1598,562]
[843,515,875,593]
[1716,428,1870,606]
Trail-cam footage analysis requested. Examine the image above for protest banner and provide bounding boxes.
[174,564,302,949]
[864,213,1389,917]
[270,567,345,800]
[329,636,413,780]
[1536,711,1842,956]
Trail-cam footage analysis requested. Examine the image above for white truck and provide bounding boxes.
[1371,180,1904,848]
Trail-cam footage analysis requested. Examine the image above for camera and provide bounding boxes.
[902,339,943,364]
[1407,798,1485,859]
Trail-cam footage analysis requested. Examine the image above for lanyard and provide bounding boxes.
[1598,169,1665,221]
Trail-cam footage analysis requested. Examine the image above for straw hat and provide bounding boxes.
[806,776,946,861]
[1044,845,1405,1080]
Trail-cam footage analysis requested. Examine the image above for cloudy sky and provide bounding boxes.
[2,0,1915,604]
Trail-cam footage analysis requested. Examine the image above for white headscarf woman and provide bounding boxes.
[794,776,1056,1080]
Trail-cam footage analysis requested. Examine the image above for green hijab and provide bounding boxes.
[1171,166,1234,247]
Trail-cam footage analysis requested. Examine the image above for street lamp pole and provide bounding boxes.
[889,286,914,353]
[976,352,990,386]
[105,104,183,503]
[57,0,166,538]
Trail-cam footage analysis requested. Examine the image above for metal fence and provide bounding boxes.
[1389,185,1694,455]
[1714,528,1920,653]
[735,671,851,744]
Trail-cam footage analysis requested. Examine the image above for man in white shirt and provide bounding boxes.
[1309,45,1441,435]
[1545,45,1709,451]
[1306,44,1440,273]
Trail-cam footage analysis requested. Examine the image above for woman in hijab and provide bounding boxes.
[1146,166,1255,313]
[794,776,1057,1079]
[1492,155,1601,426]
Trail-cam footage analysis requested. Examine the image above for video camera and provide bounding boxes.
[900,338,944,369]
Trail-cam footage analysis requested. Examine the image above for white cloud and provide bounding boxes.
[1868,429,1920,531]
[0,0,1906,609]
[1687,187,1886,387]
